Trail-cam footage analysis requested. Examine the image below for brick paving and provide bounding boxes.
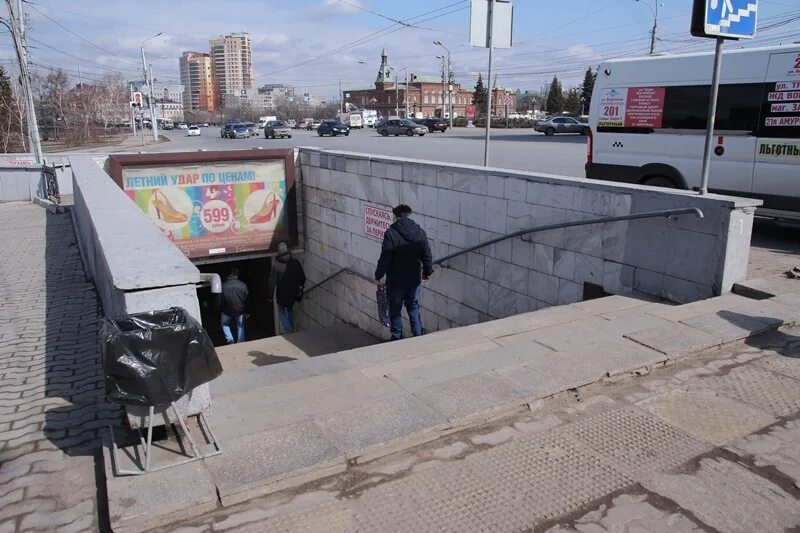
[0,202,120,532]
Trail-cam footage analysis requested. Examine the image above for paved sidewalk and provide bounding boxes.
[169,324,800,532]
[0,202,119,532]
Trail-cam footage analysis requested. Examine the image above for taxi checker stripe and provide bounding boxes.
[707,2,757,32]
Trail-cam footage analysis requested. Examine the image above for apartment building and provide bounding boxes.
[209,33,254,107]
[179,52,216,112]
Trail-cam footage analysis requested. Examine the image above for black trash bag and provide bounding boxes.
[100,307,223,407]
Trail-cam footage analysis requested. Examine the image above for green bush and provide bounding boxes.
[453,117,468,127]
[472,116,535,128]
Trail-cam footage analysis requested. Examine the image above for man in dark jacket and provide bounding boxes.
[268,242,306,334]
[220,268,249,344]
[374,204,433,340]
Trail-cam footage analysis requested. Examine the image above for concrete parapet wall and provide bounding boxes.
[69,155,201,320]
[295,148,759,338]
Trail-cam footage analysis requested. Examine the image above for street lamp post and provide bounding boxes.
[141,32,162,142]
[635,0,662,54]
[390,66,408,117]
[434,41,453,125]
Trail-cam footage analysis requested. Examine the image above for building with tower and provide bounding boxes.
[344,48,475,119]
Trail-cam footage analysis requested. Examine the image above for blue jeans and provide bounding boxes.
[278,305,295,334]
[221,312,245,343]
[387,285,422,340]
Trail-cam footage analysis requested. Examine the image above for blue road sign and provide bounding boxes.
[696,0,758,39]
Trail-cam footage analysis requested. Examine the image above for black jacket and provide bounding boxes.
[268,255,306,309]
[374,218,433,289]
[220,277,249,315]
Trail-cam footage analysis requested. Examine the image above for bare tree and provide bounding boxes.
[0,66,25,152]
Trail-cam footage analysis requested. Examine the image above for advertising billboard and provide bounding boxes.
[107,150,297,259]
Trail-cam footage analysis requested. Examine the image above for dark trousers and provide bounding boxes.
[387,284,422,340]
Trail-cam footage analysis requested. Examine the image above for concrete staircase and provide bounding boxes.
[104,278,800,532]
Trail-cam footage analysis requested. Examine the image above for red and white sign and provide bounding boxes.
[771,102,800,114]
[766,116,800,127]
[624,87,665,128]
[364,204,392,240]
[776,81,800,91]
[0,156,36,166]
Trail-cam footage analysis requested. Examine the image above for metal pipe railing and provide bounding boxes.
[304,207,704,294]
[434,207,703,267]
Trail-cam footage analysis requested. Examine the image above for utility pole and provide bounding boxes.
[140,33,161,142]
[339,79,343,113]
[395,70,399,116]
[405,69,410,119]
[130,83,136,136]
[5,0,42,163]
[439,56,446,119]
[635,0,660,54]
[484,0,495,166]
[77,66,83,88]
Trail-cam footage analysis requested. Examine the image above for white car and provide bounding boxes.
[187,125,201,136]
[177,123,189,130]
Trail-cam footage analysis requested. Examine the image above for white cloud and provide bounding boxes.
[309,0,365,18]
[565,44,599,62]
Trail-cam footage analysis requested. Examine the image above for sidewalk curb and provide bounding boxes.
[32,196,68,214]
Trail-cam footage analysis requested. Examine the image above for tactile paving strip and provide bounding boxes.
[693,365,800,417]
[567,408,711,479]
[638,391,777,445]
[753,355,800,381]
[354,431,633,531]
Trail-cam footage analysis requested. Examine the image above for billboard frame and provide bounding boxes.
[107,149,298,259]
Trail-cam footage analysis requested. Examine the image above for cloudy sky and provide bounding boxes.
[3,0,799,98]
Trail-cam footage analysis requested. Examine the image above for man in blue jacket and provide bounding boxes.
[374,204,434,340]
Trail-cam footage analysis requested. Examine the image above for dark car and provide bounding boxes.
[377,118,427,137]
[317,120,349,137]
[220,123,235,138]
[420,118,448,133]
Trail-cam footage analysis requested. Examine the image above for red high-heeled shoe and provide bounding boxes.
[249,191,280,224]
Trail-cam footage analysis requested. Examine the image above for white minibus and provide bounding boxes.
[587,44,800,219]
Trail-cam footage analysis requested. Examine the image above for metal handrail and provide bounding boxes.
[434,207,703,267]
[304,207,704,294]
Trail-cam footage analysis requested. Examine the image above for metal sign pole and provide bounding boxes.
[483,0,494,167]
[699,37,724,195]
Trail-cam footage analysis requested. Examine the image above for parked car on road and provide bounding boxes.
[534,116,589,136]
[377,118,427,137]
[187,125,201,137]
[220,123,235,138]
[286,119,297,128]
[177,122,188,130]
[419,118,448,133]
[243,122,258,135]
[309,120,322,130]
[264,120,292,139]
[317,120,350,137]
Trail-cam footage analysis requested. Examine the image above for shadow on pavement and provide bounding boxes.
[718,310,800,358]
[246,350,295,366]
[43,209,123,457]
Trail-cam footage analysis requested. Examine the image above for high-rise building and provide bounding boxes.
[210,33,254,107]
[179,52,216,112]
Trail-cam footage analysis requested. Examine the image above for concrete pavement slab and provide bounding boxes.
[359,340,501,379]
[641,457,800,533]
[573,294,653,315]
[104,445,218,533]
[412,371,529,427]
[678,311,775,344]
[624,323,720,358]
[384,341,554,392]
[468,304,592,339]
[753,354,800,381]
[205,419,345,506]
[495,351,609,397]
[544,493,703,533]
[642,292,753,322]
[211,374,404,441]
[638,391,777,445]
[313,393,447,461]
[726,419,800,487]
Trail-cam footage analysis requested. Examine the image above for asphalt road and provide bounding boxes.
[160,126,589,178]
